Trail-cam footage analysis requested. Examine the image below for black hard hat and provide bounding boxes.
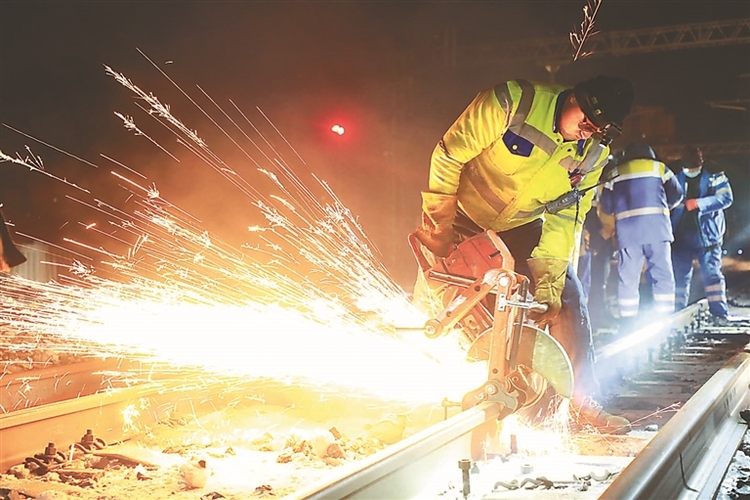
[681,145,703,168]
[623,143,656,162]
[574,75,635,129]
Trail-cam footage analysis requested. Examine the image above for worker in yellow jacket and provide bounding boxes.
[414,75,634,433]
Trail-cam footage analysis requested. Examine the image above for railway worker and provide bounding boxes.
[670,146,735,325]
[598,143,683,335]
[412,75,635,434]
[576,187,605,303]
[578,180,618,331]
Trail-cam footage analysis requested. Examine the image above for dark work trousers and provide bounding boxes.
[454,209,600,403]
[587,234,616,328]
[672,243,728,318]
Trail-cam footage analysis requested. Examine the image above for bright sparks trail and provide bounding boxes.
[0,55,486,404]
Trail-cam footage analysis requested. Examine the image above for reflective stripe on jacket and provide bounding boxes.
[599,158,683,248]
[429,79,610,261]
[670,169,733,249]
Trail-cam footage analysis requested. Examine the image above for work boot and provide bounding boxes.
[707,314,750,327]
[572,399,631,435]
[710,315,732,327]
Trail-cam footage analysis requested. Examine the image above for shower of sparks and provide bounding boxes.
[114,111,181,162]
[570,0,602,61]
[0,57,487,404]
[104,65,207,150]
[499,404,575,456]
[0,147,90,193]
[1,123,101,170]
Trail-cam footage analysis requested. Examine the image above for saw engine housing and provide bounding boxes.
[411,230,516,361]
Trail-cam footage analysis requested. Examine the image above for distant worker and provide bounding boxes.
[0,210,26,272]
[413,75,635,433]
[670,146,734,324]
[576,210,594,301]
[599,143,683,335]
[582,175,618,331]
[576,180,609,303]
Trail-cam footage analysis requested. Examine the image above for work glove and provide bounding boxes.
[597,210,616,241]
[684,198,699,211]
[414,192,458,258]
[527,257,569,325]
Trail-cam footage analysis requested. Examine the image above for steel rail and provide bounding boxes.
[290,302,719,499]
[1,357,135,412]
[602,342,750,499]
[3,300,743,498]
[289,401,501,500]
[596,300,707,362]
[0,379,218,472]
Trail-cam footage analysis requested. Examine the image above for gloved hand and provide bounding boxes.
[527,257,569,325]
[597,210,616,241]
[684,198,699,211]
[580,228,590,253]
[414,192,458,258]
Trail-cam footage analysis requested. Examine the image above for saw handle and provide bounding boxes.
[408,232,433,272]
[530,303,548,313]
[497,298,549,313]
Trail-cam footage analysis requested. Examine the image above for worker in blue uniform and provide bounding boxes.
[670,146,734,324]
[599,143,683,334]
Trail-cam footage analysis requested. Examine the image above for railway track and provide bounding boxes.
[0,361,229,474]
[1,300,749,499]
[289,300,750,499]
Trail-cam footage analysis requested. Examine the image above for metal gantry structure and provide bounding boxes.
[447,18,750,159]
[454,18,750,70]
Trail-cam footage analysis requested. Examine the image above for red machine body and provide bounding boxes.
[410,231,518,360]
[409,230,575,459]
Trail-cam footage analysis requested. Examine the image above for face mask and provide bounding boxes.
[684,168,701,178]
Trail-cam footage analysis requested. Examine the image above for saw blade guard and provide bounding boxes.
[410,229,575,404]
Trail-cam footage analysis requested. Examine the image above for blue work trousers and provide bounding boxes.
[617,242,675,318]
[577,250,592,302]
[672,244,728,317]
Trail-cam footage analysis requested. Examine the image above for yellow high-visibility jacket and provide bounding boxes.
[429,79,611,261]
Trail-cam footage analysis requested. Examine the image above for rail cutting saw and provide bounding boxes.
[409,230,575,428]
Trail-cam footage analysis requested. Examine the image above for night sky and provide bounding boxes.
[1,0,749,287]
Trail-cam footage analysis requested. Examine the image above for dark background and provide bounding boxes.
[1,0,749,288]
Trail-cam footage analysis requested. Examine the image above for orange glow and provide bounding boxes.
[497,408,574,456]
[1,274,486,404]
[1,65,487,408]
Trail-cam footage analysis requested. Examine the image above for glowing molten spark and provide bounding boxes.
[1,57,488,406]
[0,274,484,402]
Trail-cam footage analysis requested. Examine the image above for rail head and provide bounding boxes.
[601,343,750,500]
[290,402,501,499]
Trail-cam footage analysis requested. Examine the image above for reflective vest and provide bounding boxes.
[429,79,610,260]
[599,158,683,247]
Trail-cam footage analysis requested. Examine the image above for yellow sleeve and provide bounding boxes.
[428,87,511,194]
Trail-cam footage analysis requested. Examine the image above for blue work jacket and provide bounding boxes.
[600,158,683,248]
[670,169,733,249]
